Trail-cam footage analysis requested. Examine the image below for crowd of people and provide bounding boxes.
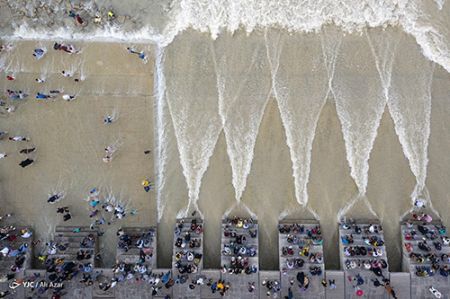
[173,218,204,286]
[404,219,450,278]
[340,219,397,298]
[0,222,32,282]
[278,222,325,296]
[221,217,258,276]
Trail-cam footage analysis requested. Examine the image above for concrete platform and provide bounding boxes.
[200,269,222,299]
[389,272,411,299]
[325,270,345,299]
[116,227,157,269]
[401,220,450,299]
[221,217,259,299]
[279,220,325,299]
[339,219,389,298]
[259,270,280,299]
[172,218,204,299]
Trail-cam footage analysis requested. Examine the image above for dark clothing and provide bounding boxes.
[19,148,35,154]
[19,158,33,168]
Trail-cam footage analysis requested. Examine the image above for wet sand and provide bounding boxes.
[1,36,450,273]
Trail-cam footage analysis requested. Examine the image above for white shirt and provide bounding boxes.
[1,247,10,256]
[21,231,32,238]
[62,94,75,101]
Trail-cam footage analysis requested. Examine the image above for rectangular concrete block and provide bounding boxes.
[389,272,410,299]
[201,269,223,299]
[259,271,281,299]
[325,270,345,299]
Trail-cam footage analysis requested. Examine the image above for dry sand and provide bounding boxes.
[1,35,450,273]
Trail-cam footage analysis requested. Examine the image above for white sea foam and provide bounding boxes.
[164,31,223,216]
[388,34,435,206]
[9,23,164,44]
[332,31,389,196]
[6,1,450,74]
[266,28,339,206]
[154,46,169,222]
[168,0,450,73]
[366,28,400,101]
[213,31,272,202]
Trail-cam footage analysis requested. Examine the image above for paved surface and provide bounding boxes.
[325,270,345,299]
[200,269,222,299]
[259,271,281,299]
[116,227,157,268]
[221,218,259,299]
[279,220,325,299]
[172,218,204,299]
[389,272,410,299]
[339,220,389,299]
[401,221,450,299]
[1,221,447,298]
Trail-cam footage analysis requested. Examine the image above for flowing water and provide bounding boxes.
[214,30,272,203]
[265,29,337,207]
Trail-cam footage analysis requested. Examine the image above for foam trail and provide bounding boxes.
[154,46,169,222]
[400,186,440,219]
[213,30,272,202]
[321,27,343,103]
[332,31,389,220]
[366,27,400,101]
[223,202,257,219]
[388,34,435,208]
[266,28,339,207]
[434,0,446,10]
[337,194,378,222]
[164,31,222,217]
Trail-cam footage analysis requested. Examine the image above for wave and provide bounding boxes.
[4,1,450,73]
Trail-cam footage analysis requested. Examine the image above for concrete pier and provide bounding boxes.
[221,217,259,299]
[278,220,325,299]
[401,220,450,299]
[116,227,157,269]
[0,218,445,298]
[339,219,389,298]
[172,218,204,299]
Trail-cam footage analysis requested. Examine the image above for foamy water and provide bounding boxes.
[163,31,222,217]
[388,34,436,210]
[265,29,336,207]
[214,31,272,202]
[332,30,388,216]
[3,0,449,72]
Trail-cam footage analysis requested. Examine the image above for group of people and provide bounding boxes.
[0,224,32,278]
[22,231,97,297]
[222,217,258,277]
[279,222,327,295]
[85,188,135,229]
[0,131,36,167]
[117,227,155,265]
[1,41,83,169]
[404,199,450,295]
[173,219,203,278]
[404,221,450,279]
[340,219,396,298]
